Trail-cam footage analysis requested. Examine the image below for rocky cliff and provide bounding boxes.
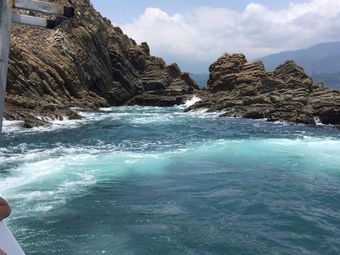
[6,1,339,128]
[188,53,340,125]
[5,0,198,127]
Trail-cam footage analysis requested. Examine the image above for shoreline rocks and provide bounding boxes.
[4,1,339,128]
[188,54,340,126]
[5,0,198,128]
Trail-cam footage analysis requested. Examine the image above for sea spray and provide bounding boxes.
[183,95,201,108]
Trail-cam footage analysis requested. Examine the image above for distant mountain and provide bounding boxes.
[190,73,209,88]
[260,41,340,88]
[312,73,340,88]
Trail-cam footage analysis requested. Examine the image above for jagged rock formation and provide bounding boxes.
[5,0,198,127]
[124,63,198,107]
[5,1,339,128]
[188,53,340,125]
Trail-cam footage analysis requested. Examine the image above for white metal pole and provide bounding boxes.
[0,0,13,134]
[12,12,58,28]
[14,0,74,18]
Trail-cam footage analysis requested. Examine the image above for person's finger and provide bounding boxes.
[0,249,7,255]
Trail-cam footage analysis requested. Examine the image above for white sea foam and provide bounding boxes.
[2,119,24,133]
[98,107,115,112]
[129,113,174,124]
[313,116,327,126]
[34,115,85,131]
[2,106,340,220]
[1,135,340,220]
[0,150,99,217]
[2,115,84,134]
[183,95,201,108]
[186,108,224,118]
[0,145,171,216]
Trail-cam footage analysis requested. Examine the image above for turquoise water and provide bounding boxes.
[1,105,340,255]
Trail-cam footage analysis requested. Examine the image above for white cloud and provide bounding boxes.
[120,0,340,71]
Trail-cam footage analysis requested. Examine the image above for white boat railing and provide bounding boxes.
[0,221,25,255]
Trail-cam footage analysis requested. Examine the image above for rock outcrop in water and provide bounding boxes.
[5,0,198,127]
[189,54,340,125]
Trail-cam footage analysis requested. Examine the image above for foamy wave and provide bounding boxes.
[2,119,24,133]
[129,113,175,124]
[0,146,168,215]
[2,115,83,134]
[186,108,224,118]
[183,95,201,108]
[0,152,98,216]
[313,116,327,126]
[36,116,83,131]
[2,135,340,219]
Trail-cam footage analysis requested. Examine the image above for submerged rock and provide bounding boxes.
[188,53,340,125]
[5,0,198,127]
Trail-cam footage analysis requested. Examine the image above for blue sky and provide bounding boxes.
[91,0,306,24]
[90,0,340,73]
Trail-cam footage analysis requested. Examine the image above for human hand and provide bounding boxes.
[0,197,11,221]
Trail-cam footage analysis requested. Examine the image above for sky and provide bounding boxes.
[91,0,340,73]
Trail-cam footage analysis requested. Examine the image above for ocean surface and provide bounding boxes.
[1,99,340,255]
